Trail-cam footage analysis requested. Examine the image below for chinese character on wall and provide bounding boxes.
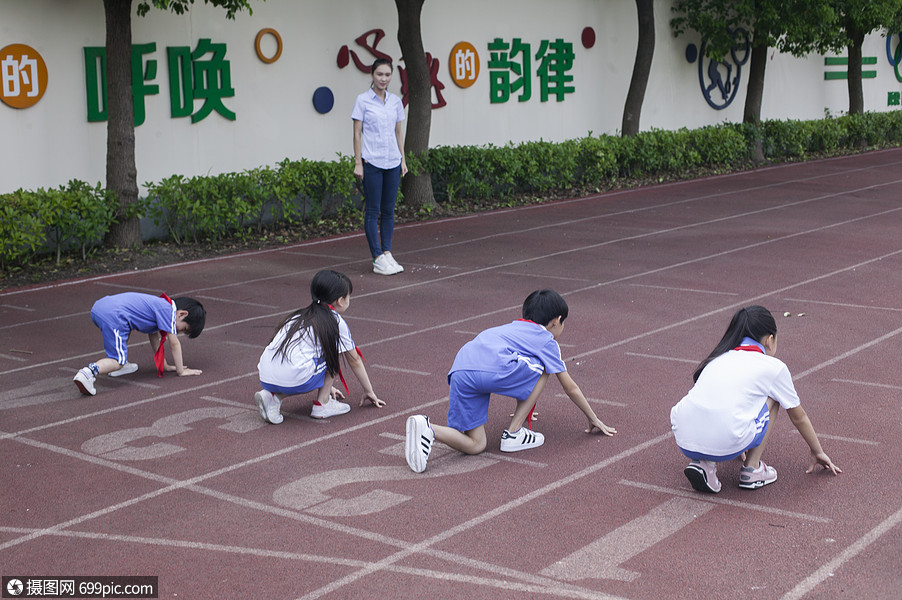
[487,37,574,104]
[84,39,236,125]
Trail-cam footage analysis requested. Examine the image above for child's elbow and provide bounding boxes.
[343,349,362,367]
[787,405,808,424]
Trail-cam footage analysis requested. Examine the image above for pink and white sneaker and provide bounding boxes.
[684,459,722,493]
[738,460,778,489]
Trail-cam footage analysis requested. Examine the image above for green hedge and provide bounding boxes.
[414,112,902,204]
[3,111,902,273]
[0,181,115,271]
[139,157,358,244]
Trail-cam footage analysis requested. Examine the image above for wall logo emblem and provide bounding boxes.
[887,32,902,82]
[1,44,48,109]
[686,28,749,111]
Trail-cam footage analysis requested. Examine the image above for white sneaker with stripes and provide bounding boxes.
[405,415,434,473]
[500,427,544,452]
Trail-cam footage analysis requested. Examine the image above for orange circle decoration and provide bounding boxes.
[0,44,48,109]
[254,28,283,64]
[448,41,479,88]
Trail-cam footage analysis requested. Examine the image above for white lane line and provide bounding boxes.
[617,480,832,523]
[783,298,902,313]
[0,372,258,440]
[0,310,86,330]
[496,270,595,283]
[94,282,161,292]
[295,433,673,600]
[790,430,880,446]
[194,294,278,309]
[831,378,902,391]
[625,352,699,364]
[628,283,740,296]
[370,364,432,376]
[780,503,902,600]
[0,525,614,599]
[540,496,716,582]
[553,393,627,407]
[1,303,36,311]
[222,340,263,349]
[567,249,902,364]
[792,325,902,380]
[345,315,414,327]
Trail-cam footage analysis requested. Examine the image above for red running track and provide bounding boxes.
[2,149,901,599]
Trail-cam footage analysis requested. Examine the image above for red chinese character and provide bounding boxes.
[399,52,446,109]
[337,29,392,73]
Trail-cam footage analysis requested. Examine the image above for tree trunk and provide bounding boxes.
[743,42,768,162]
[395,0,435,210]
[103,0,142,247]
[846,25,865,116]
[621,0,654,137]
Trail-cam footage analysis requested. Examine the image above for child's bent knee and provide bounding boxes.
[463,440,487,455]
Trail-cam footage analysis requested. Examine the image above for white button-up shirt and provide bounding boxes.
[351,88,405,169]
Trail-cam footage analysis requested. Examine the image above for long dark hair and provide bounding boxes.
[269,270,353,377]
[692,305,777,382]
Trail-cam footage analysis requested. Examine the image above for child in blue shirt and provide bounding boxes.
[73,292,206,396]
[405,289,617,473]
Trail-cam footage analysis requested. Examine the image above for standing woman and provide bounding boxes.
[352,58,408,276]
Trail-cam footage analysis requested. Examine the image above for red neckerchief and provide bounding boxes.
[154,293,175,377]
[517,318,542,429]
[734,344,764,354]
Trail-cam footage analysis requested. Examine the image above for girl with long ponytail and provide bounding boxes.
[671,305,840,493]
[255,270,385,424]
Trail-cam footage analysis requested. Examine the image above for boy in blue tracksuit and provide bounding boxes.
[73,292,206,396]
[404,289,617,473]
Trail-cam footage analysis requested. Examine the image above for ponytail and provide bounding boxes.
[692,305,776,382]
[269,270,353,377]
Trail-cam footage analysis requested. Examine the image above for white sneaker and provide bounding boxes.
[373,253,402,276]
[255,390,283,424]
[109,362,138,377]
[73,367,97,396]
[405,415,434,473]
[500,427,545,452]
[311,396,351,419]
[383,251,404,273]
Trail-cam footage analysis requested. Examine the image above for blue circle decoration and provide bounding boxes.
[685,44,698,64]
[312,86,334,114]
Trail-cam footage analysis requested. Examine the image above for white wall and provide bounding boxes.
[2,0,901,194]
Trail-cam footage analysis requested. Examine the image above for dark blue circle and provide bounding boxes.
[685,43,698,64]
[312,86,334,114]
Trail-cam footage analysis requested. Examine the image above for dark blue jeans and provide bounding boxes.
[362,162,401,258]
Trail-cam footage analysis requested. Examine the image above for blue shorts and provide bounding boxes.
[447,360,543,432]
[91,310,130,364]
[680,403,771,462]
[261,369,326,396]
